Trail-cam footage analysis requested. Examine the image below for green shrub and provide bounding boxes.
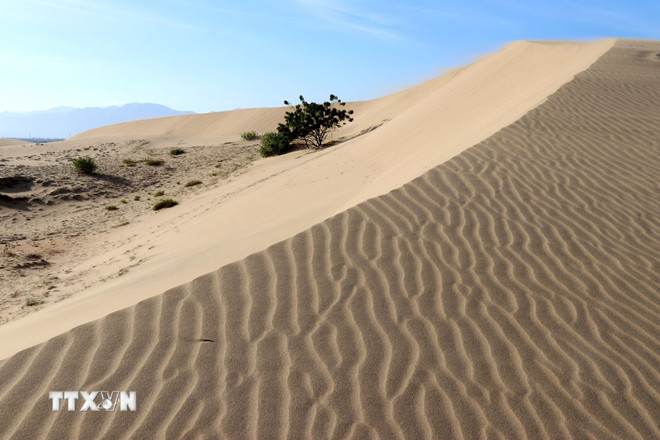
[279,94,354,149]
[153,199,178,210]
[145,159,164,166]
[184,180,202,187]
[154,190,165,197]
[105,205,118,211]
[72,157,97,174]
[259,132,291,157]
[134,195,141,201]
[120,199,127,204]
[241,131,258,141]
[25,297,43,307]
[169,148,185,156]
[123,159,138,167]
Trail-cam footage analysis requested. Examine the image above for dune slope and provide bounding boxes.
[0,39,614,355]
[0,138,30,146]
[0,40,658,438]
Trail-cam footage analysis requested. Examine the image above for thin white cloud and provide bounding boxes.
[399,4,515,29]
[28,0,208,33]
[294,0,404,40]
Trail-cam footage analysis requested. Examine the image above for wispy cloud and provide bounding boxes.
[399,4,514,29]
[28,0,208,33]
[294,0,404,40]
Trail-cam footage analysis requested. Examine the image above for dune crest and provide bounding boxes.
[0,39,658,438]
[0,39,614,355]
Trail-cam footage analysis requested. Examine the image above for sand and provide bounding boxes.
[0,138,31,147]
[0,39,613,350]
[0,39,658,438]
[0,138,261,323]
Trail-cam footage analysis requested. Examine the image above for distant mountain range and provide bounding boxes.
[0,103,194,139]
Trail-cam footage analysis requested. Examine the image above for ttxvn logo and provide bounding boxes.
[49,391,136,412]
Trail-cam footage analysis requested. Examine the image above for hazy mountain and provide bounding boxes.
[0,103,194,139]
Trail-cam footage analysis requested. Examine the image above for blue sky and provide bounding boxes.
[1,0,658,113]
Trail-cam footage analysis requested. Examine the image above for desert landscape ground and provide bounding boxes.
[0,136,261,323]
[0,39,658,439]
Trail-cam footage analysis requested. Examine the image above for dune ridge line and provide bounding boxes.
[0,39,614,357]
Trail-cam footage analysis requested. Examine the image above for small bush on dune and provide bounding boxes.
[145,159,164,166]
[123,159,138,167]
[169,148,186,156]
[25,298,43,307]
[72,157,97,174]
[153,199,178,210]
[134,195,141,201]
[279,94,354,149]
[184,180,202,187]
[259,132,291,157]
[154,190,165,197]
[105,205,118,211]
[241,131,258,141]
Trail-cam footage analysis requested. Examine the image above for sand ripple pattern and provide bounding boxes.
[0,41,659,439]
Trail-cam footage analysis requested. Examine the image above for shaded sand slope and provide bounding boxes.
[0,40,614,356]
[1,40,660,439]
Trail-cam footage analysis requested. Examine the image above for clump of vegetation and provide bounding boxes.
[2,243,14,256]
[134,195,141,201]
[123,159,138,167]
[169,148,186,156]
[120,199,128,204]
[259,131,292,157]
[105,205,118,211]
[184,180,202,187]
[145,159,164,166]
[241,131,258,141]
[279,94,354,150]
[153,199,178,210]
[154,190,165,197]
[72,157,97,174]
[215,163,223,168]
[25,297,43,307]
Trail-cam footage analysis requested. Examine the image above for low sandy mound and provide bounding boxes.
[0,40,658,438]
[0,39,614,356]
[0,138,30,146]
[70,107,287,143]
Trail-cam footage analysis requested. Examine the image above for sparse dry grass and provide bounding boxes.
[153,199,178,210]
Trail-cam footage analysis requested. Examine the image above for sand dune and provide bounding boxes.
[0,39,614,355]
[0,138,30,147]
[0,40,658,438]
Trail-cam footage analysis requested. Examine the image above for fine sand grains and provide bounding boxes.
[0,40,658,439]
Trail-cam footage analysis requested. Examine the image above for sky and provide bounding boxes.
[1,0,658,113]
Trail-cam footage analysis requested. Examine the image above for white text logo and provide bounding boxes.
[49,391,136,412]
